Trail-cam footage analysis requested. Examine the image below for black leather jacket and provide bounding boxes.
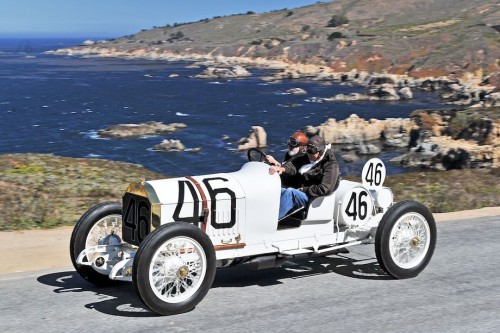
[282,148,340,198]
[280,151,306,188]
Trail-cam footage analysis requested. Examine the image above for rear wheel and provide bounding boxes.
[375,200,436,279]
[133,222,216,315]
[70,202,123,286]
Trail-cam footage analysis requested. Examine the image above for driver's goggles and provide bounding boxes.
[306,143,318,154]
[287,137,306,147]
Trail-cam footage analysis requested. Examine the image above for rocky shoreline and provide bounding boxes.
[48,45,499,171]
[47,45,500,108]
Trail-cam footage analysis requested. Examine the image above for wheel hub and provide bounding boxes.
[410,236,421,248]
[177,265,189,279]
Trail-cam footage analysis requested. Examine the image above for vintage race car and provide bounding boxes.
[70,150,436,315]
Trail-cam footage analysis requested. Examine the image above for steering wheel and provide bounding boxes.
[247,148,269,163]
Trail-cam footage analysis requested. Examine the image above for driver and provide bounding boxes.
[266,131,308,188]
[269,135,340,219]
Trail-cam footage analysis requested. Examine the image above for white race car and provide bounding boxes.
[70,150,436,315]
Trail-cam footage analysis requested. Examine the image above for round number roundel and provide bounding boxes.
[341,187,373,225]
[361,158,386,190]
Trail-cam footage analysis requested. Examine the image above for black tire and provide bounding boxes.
[375,200,437,279]
[133,222,216,316]
[70,201,123,286]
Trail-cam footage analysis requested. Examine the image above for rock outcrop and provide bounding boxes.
[310,114,413,144]
[193,65,251,79]
[153,139,186,151]
[98,121,187,139]
[391,108,500,169]
[286,88,307,95]
[237,126,267,151]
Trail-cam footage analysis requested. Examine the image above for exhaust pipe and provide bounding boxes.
[243,255,284,270]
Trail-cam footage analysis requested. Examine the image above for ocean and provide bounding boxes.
[0,38,447,177]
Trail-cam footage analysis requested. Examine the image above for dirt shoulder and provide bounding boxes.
[1,207,499,276]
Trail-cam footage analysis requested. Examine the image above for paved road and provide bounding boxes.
[1,216,499,333]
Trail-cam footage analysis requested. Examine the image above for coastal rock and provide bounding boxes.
[237,126,267,151]
[153,139,186,152]
[398,87,413,100]
[341,152,359,163]
[393,109,500,169]
[286,88,307,95]
[311,85,413,102]
[356,142,381,155]
[315,114,412,144]
[98,121,187,139]
[384,133,411,148]
[368,84,400,100]
[484,92,500,107]
[391,136,499,170]
[194,65,251,79]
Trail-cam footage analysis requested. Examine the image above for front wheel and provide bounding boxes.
[133,222,216,315]
[375,200,437,279]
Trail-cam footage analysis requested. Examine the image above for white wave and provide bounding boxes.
[176,112,190,117]
[0,101,10,105]
[42,105,49,108]
[85,153,102,158]
[227,114,246,117]
[209,81,223,85]
[80,130,108,140]
[304,98,324,103]
[32,124,40,127]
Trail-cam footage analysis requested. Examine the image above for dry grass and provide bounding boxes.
[0,154,165,230]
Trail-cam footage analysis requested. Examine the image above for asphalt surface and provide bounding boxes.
[1,216,499,333]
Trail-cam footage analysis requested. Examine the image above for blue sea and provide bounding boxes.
[0,38,447,177]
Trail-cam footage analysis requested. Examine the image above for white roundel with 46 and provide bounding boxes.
[339,158,388,226]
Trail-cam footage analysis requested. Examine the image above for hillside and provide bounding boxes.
[54,0,499,87]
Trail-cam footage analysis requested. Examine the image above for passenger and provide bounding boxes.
[266,131,308,188]
[269,135,340,219]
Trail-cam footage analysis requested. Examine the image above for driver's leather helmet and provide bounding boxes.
[288,131,308,152]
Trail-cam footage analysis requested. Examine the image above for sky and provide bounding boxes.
[0,0,326,38]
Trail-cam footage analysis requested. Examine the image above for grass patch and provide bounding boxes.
[0,154,166,231]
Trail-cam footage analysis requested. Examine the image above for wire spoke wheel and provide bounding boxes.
[375,200,436,279]
[133,222,216,315]
[149,237,207,303]
[389,213,430,269]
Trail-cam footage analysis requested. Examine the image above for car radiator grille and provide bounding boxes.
[122,192,152,246]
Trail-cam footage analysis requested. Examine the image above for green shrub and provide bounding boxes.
[327,14,349,27]
[327,32,345,40]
